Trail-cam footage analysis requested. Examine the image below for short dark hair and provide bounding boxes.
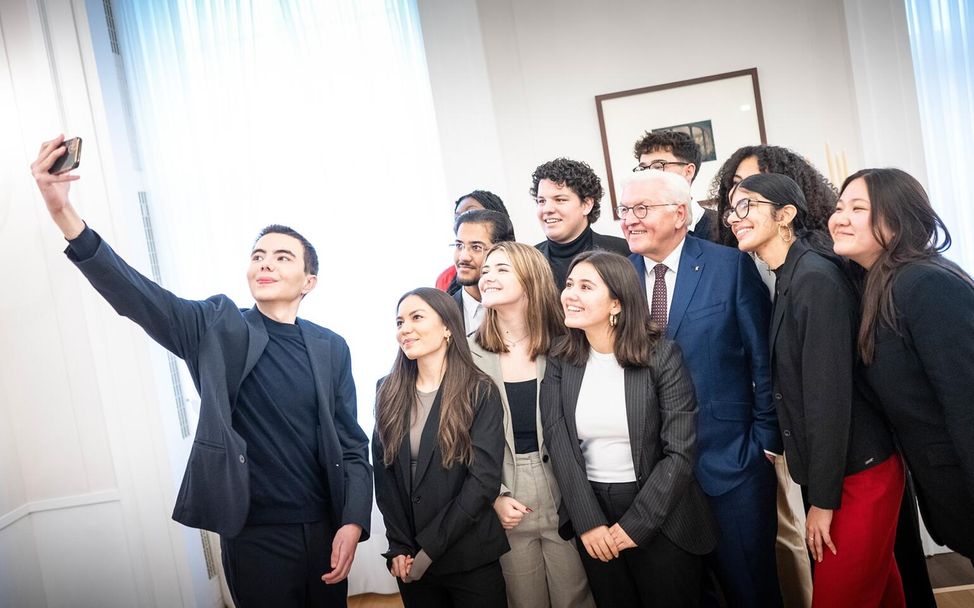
[529,158,604,224]
[551,250,661,367]
[454,209,516,243]
[633,130,702,183]
[254,224,318,275]
[453,190,509,215]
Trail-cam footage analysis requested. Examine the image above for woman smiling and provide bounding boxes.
[726,173,904,607]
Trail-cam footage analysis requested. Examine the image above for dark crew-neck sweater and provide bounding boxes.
[234,312,329,524]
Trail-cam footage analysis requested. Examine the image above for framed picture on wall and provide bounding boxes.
[595,68,767,217]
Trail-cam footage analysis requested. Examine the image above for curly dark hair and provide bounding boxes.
[632,130,702,182]
[529,158,604,224]
[709,145,837,246]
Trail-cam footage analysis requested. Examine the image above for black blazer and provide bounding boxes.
[373,380,509,574]
[863,261,974,557]
[769,240,893,509]
[540,340,718,555]
[67,228,372,538]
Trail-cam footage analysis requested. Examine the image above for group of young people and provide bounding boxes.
[30,130,973,608]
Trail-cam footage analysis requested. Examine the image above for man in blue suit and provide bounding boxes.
[618,169,782,607]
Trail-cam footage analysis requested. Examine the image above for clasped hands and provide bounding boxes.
[580,523,637,562]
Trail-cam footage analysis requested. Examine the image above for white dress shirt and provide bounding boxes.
[461,288,484,336]
[643,236,686,320]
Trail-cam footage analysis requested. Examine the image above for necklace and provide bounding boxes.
[503,331,529,349]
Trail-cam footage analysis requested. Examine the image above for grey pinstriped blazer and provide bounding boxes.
[540,339,718,555]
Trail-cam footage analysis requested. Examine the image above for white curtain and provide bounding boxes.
[905,0,974,271]
[113,0,450,595]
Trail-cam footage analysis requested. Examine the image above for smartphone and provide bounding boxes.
[49,137,82,175]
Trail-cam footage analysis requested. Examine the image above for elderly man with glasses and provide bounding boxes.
[618,169,784,608]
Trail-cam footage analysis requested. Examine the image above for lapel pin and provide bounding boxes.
[693,265,701,272]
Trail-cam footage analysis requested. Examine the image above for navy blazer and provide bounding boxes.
[67,229,373,538]
[630,234,780,496]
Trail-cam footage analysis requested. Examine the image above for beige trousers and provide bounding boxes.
[500,452,595,608]
[775,453,813,608]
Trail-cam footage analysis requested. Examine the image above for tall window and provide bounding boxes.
[905,0,974,270]
[112,0,449,593]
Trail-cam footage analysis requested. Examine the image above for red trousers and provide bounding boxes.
[812,455,906,608]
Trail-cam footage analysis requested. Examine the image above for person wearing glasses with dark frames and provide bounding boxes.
[725,173,905,608]
[632,130,719,242]
[619,169,783,608]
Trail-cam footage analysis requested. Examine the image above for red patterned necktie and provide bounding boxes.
[651,263,668,332]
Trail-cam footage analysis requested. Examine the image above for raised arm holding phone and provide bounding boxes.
[30,135,373,608]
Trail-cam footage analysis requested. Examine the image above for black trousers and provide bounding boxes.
[578,481,703,608]
[220,520,347,608]
[397,560,507,608]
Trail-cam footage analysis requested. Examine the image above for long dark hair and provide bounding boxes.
[711,145,837,246]
[552,251,661,367]
[375,287,493,467]
[841,168,972,362]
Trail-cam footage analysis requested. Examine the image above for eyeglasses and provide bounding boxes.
[615,203,678,219]
[721,198,780,227]
[451,242,487,254]
[632,160,691,173]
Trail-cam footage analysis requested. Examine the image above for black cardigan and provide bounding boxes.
[769,240,893,509]
[863,260,974,557]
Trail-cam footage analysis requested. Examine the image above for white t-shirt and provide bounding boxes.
[575,349,637,483]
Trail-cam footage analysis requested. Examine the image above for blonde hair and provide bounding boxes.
[475,242,565,359]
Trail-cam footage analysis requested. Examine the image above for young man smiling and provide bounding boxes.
[531,158,630,289]
[31,135,372,608]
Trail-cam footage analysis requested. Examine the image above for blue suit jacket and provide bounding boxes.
[630,234,780,496]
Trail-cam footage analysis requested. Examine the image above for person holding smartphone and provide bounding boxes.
[30,135,372,608]
[372,287,508,607]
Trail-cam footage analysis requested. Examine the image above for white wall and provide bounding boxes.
[0,0,220,606]
[418,0,928,246]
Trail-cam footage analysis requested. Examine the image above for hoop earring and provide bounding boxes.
[609,312,618,328]
[778,224,794,243]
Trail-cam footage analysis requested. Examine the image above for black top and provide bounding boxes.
[769,239,893,509]
[234,313,329,524]
[505,379,539,454]
[863,260,974,556]
[535,226,630,288]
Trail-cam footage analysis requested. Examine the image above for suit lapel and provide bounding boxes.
[412,390,443,489]
[534,356,547,451]
[235,308,270,406]
[769,243,809,362]
[667,236,704,339]
[561,360,587,467]
[298,321,334,424]
[471,343,516,456]
[624,367,646,476]
[630,254,648,292]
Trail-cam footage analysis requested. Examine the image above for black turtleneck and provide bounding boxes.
[535,225,631,289]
